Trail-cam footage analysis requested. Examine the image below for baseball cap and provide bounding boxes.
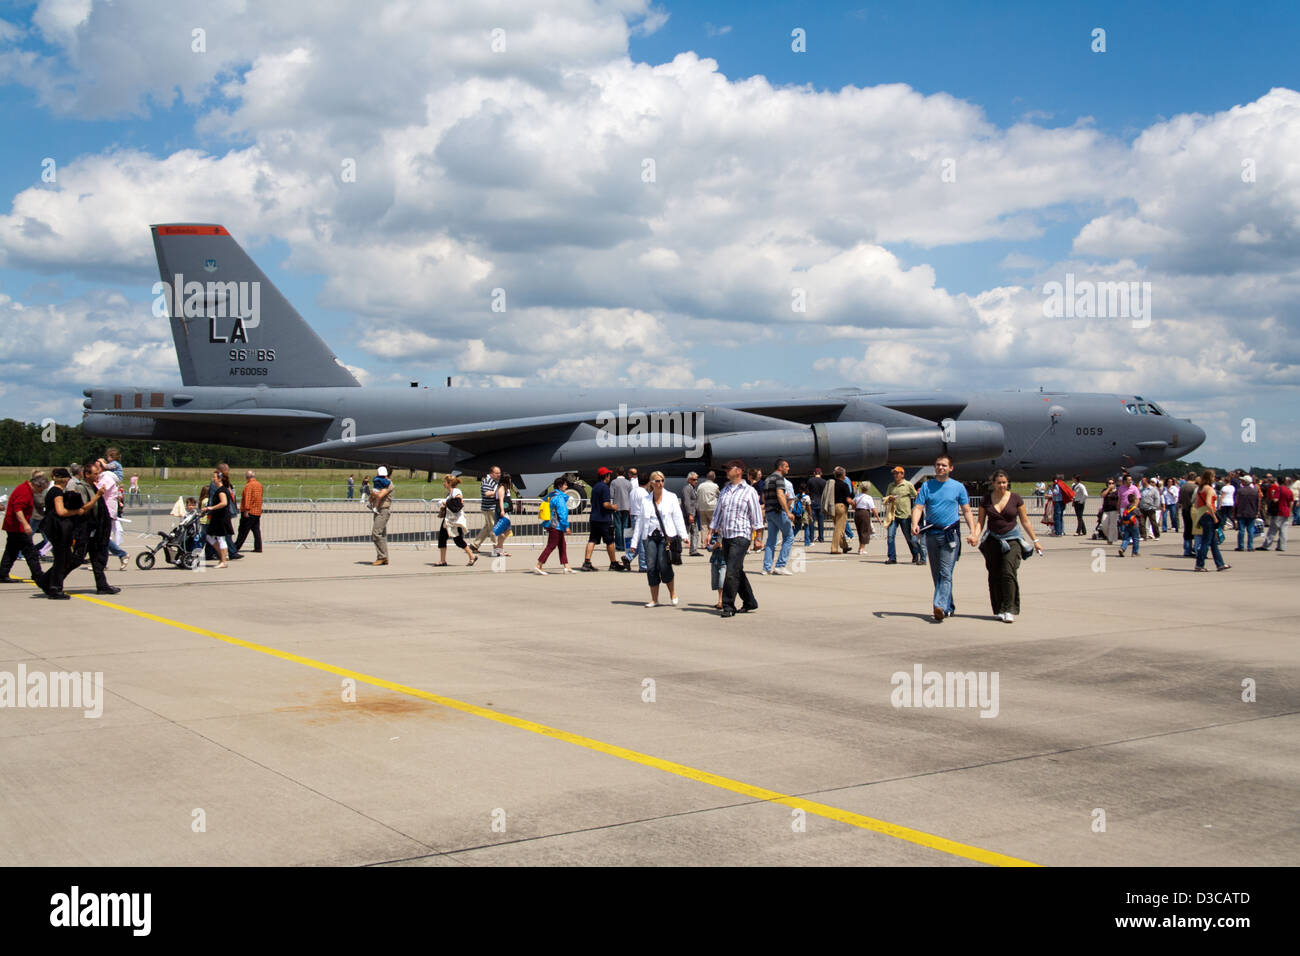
[892,466,905,474]
[376,466,388,477]
[596,467,612,476]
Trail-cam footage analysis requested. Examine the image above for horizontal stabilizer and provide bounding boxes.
[95,408,335,426]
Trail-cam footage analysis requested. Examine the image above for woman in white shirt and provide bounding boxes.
[852,484,877,554]
[435,475,477,567]
[1218,478,1236,531]
[1161,478,1180,532]
[630,471,689,607]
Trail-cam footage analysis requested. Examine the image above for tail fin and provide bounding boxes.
[151,224,360,388]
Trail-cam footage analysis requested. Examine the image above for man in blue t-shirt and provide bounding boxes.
[910,455,977,622]
[581,468,623,571]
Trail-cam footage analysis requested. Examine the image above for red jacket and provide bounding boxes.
[2,481,36,533]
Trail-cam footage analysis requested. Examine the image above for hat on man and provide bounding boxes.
[596,467,612,476]
[376,466,388,477]
[892,466,905,475]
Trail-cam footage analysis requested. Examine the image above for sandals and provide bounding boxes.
[432,561,449,567]
[467,556,478,567]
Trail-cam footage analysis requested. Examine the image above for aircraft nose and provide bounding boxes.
[1177,421,1206,457]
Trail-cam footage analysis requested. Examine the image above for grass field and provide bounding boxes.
[0,466,481,501]
[2,465,1066,503]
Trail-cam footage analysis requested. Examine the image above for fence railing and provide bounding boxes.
[24,495,593,550]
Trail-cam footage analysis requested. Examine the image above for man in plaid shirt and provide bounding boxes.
[704,459,764,618]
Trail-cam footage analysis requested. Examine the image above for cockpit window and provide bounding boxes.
[1125,404,1138,415]
[1147,402,1165,416]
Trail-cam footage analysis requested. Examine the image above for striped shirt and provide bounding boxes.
[480,474,498,511]
[710,480,763,538]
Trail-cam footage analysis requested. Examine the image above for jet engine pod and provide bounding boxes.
[944,419,1006,461]
[706,422,889,473]
[885,420,1006,465]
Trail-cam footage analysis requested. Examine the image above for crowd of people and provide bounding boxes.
[0,453,267,596]
[6,449,1295,617]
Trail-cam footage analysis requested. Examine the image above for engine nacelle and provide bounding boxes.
[706,422,889,473]
[885,419,1006,464]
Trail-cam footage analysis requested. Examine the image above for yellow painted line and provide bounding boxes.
[39,582,1039,866]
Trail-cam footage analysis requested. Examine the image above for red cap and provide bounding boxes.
[596,467,613,476]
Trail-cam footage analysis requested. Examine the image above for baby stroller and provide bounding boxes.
[136,510,203,570]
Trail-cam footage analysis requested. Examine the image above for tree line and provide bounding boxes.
[0,419,357,470]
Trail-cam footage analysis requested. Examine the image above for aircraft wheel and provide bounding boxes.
[136,550,156,571]
[566,486,587,514]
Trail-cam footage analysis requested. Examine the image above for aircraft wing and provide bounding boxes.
[286,399,836,458]
[870,394,970,421]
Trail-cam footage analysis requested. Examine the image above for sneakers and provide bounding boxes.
[760,569,771,575]
[609,562,627,572]
[671,597,679,606]
[774,568,793,575]
[580,561,597,571]
[1000,612,1015,623]
[645,601,657,608]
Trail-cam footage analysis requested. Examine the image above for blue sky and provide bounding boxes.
[1,0,1298,466]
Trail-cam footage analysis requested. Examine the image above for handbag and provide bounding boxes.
[492,515,511,536]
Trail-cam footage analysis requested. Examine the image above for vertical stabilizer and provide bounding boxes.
[151,224,360,388]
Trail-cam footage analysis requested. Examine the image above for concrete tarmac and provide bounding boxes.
[1,529,1296,866]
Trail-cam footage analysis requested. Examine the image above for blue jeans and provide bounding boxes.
[643,534,673,587]
[106,538,127,559]
[924,533,959,615]
[613,511,628,552]
[1236,520,1256,550]
[1053,500,1065,535]
[763,512,793,570]
[1195,514,1225,568]
[887,519,924,563]
[1161,508,1170,531]
[802,518,814,547]
[1119,522,1140,554]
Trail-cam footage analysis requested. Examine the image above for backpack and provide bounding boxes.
[792,495,804,517]
[538,498,551,525]
[821,478,836,516]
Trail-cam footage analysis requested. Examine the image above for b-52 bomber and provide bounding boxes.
[82,225,1205,496]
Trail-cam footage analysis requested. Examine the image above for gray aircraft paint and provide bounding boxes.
[85,225,1206,486]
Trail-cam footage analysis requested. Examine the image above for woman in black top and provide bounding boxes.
[203,469,234,568]
[35,467,101,599]
[968,470,1043,623]
[1098,478,1120,544]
